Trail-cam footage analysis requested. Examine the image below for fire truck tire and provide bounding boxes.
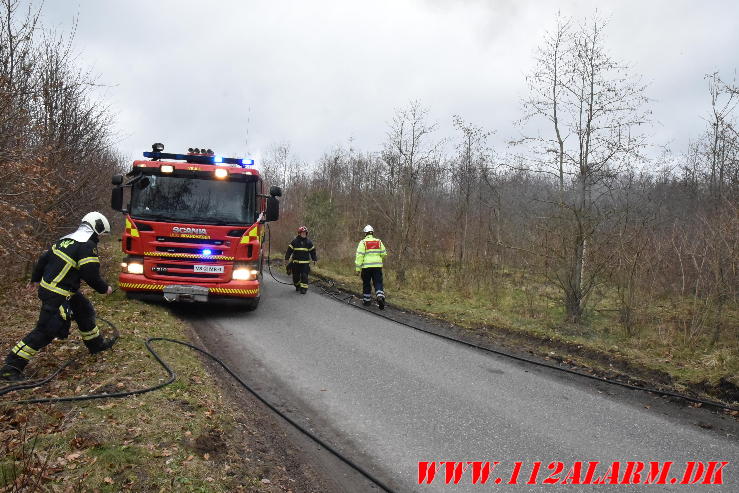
[242,297,260,311]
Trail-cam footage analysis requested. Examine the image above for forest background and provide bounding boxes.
[261,18,738,392]
[1,2,736,393]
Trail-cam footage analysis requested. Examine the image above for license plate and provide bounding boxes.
[194,265,224,273]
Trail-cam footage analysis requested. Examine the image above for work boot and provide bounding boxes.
[300,287,307,294]
[0,364,25,382]
[377,295,385,310]
[87,337,116,355]
[362,300,371,306]
[295,285,300,292]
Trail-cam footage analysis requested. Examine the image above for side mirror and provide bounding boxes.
[111,187,124,212]
[112,174,124,186]
[269,186,282,197]
[265,196,280,222]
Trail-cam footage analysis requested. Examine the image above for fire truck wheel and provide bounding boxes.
[242,297,260,311]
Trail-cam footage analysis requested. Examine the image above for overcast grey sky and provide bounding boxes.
[40,0,739,167]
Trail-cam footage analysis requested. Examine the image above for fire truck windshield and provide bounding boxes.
[130,174,256,225]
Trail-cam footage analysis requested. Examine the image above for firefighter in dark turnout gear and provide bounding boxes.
[0,212,115,382]
[285,226,317,294]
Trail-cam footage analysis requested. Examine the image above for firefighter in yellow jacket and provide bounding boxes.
[355,225,387,309]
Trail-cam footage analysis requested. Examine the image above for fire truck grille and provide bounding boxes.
[155,246,224,255]
[157,271,220,279]
[156,236,224,245]
[155,263,193,269]
[152,263,221,279]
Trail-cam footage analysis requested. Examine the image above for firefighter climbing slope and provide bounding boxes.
[355,225,387,309]
[285,226,317,294]
[0,212,115,382]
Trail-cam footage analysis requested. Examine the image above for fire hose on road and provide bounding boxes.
[265,224,738,414]
[0,314,396,492]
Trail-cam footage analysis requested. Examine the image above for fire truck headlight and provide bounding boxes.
[126,262,144,274]
[232,268,251,280]
[160,164,174,173]
[232,263,259,281]
[214,168,228,179]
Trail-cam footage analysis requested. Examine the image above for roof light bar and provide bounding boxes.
[142,151,254,167]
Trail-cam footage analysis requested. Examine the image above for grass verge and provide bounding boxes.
[1,241,327,492]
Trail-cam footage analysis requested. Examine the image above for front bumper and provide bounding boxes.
[118,273,260,301]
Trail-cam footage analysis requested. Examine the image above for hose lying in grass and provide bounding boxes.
[0,317,397,493]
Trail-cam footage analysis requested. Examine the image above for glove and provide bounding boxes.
[286,262,293,275]
[356,270,361,277]
[55,304,72,340]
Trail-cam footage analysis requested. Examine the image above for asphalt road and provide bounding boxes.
[182,274,739,492]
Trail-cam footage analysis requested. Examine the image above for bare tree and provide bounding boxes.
[693,73,739,343]
[451,115,492,264]
[262,141,296,188]
[703,73,738,202]
[378,100,440,282]
[0,0,121,285]
[518,13,573,195]
[518,14,650,322]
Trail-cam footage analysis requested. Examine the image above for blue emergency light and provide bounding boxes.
[202,249,213,256]
[143,151,255,167]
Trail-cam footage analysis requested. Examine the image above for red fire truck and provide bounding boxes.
[110,144,281,310]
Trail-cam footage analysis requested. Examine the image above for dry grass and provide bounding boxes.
[1,240,312,492]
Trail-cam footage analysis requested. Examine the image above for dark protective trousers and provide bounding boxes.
[361,267,384,302]
[5,288,103,370]
[292,263,310,290]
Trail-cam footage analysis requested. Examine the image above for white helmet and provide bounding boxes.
[82,211,111,235]
[363,224,374,234]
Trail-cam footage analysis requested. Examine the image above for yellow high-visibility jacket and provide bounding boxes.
[355,234,387,271]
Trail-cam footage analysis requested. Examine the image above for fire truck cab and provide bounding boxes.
[111,144,281,310]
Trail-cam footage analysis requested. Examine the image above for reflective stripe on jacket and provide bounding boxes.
[32,236,109,297]
[355,235,387,271]
[285,236,317,264]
